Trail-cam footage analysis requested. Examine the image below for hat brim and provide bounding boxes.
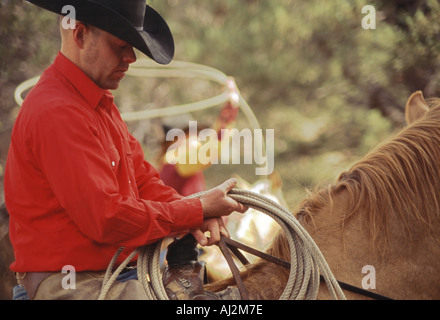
[26,0,175,64]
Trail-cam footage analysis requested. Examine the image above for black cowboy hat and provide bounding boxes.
[26,0,175,64]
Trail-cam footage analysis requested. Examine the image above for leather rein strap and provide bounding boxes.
[217,236,393,300]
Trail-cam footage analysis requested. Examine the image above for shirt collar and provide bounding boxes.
[52,52,110,110]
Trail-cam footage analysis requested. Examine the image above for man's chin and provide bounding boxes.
[108,83,120,90]
[100,79,122,90]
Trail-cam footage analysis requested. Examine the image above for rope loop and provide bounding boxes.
[98,189,346,300]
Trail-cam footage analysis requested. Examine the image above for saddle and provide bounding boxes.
[162,234,240,300]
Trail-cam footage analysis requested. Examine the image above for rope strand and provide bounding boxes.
[98,189,346,300]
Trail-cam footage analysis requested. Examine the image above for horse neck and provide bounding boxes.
[301,187,440,299]
[207,186,440,299]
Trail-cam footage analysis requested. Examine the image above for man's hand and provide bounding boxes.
[190,217,229,247]
[199,178,248,219]
[191,178,247,246]
[191,179,248,246]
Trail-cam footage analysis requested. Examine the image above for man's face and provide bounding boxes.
[82,27,137,90]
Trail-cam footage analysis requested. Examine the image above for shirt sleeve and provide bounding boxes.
[28,104,203,247]
[127,132,183,201]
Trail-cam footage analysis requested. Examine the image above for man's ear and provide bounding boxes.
[71,22,90,49]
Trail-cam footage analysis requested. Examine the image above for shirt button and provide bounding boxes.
[111,161,116,167]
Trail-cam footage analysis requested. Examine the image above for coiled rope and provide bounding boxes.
[98,189,346,300]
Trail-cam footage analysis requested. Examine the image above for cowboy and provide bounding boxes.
[4,0,247,300]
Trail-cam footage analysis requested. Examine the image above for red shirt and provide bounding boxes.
[4,52,203,272]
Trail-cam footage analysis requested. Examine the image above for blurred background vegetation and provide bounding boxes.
[1,0,440,210]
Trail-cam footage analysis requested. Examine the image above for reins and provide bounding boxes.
[218,235,393,300]
[99,188,348,300]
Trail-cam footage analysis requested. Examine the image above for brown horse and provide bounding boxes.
[207,91,440,300]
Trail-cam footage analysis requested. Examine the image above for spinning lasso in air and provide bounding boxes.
[15,59,261,130]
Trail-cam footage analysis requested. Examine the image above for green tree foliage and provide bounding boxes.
[0,0,59,121]
[150,0,440,204]
[1,0,440,207]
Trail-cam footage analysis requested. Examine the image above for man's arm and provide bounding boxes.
[128,133,248,246]
[30,105,203,247]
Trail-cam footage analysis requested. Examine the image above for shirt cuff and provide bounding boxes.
[169,198,204,231]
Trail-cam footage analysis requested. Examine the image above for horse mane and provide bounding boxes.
[298,99,440,247]
[207,100,440,295]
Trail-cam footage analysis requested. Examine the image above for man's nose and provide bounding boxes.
[124,46,137,64]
